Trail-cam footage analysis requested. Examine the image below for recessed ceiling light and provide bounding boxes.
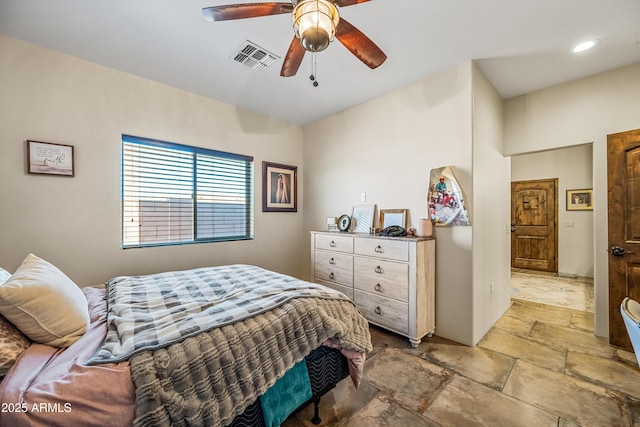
[572,39,599,53]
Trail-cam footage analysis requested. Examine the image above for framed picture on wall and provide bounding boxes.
[27,140,74,177]
[566,189,593,211]
[262,161,297,212]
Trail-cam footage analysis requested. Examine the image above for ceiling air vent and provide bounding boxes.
[231,41,279,71]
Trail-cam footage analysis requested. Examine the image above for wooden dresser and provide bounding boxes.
[310,231,435,347]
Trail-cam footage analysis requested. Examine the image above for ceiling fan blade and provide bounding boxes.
[202,3,293,22]
[335,18,386,69]
[280,37,306,77]
[333,0,371,7]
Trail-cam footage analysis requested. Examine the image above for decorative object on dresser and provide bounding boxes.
[27,140,75,177]
[337,214,351,232]
[379,209,407,229]
[379,225,406,237]
[262,161,297,212]
[310,231,436,348]
[327,217,338,232]
[351,204,376,233]
[416,217,433,237]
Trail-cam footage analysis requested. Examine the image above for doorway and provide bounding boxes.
[511,179,558,273]
[510,145,595,312]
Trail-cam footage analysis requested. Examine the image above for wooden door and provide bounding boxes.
[511,179,558,272]
[608,129,640,350]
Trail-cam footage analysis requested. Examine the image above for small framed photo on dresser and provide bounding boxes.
[380,209,407,229]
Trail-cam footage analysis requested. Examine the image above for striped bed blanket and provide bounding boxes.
[89,264,372,426]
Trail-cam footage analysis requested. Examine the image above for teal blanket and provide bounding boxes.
[259,359,312,427]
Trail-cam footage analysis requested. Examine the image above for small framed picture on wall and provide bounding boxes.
[27,140,75,177]
[262,161,297,212]
[566,189,593,211]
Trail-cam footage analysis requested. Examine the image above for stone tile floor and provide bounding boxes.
[511,271,594,312]
[284,299,640,426]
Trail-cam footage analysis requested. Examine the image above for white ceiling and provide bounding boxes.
[1,0,639,126]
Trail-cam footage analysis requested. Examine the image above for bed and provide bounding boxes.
[0,255,372,427]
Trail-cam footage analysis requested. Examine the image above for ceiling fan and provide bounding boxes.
[202,0,387,77]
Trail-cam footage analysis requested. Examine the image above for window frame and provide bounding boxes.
[121,134,254,249]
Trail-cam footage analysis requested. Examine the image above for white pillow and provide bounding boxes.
[0,268,10,285]
[0,254,89,348]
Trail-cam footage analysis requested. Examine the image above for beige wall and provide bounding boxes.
[471,63,511,343]
[0,35,305,286]
[504,63,640,337]
[303,62,479,345]
[511,144,594,278]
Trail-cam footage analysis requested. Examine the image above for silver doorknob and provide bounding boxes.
[611,246,633,256]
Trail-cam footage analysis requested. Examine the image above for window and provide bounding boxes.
[122,135,253,248]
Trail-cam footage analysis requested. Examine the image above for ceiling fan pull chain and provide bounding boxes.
[310,53,319,87]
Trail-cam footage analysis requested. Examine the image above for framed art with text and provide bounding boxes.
[27,140,75,177]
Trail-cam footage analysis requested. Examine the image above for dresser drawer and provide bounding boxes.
[355,290,408,334]
[315,279,354,300]
[354,258,409,302]
[315,233,354,253]
[355,238,408,261]
[314,251,353,286]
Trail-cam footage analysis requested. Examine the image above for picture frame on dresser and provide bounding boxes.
[262,161,297,212]
[379,209,407,229]
[27,140,75,177]
[351,204,375,233]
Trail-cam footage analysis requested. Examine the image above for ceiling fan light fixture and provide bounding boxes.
[293,0,340,52]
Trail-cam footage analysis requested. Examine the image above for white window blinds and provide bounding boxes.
[122,135,253,248]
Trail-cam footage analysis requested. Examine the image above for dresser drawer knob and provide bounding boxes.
[374,306,382,315]
[374,283,384,293]
[329,272,335,280]
[329,240,337,248]
[374,266,384,274]
[374,245,384,253]
[329,257,336,265]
